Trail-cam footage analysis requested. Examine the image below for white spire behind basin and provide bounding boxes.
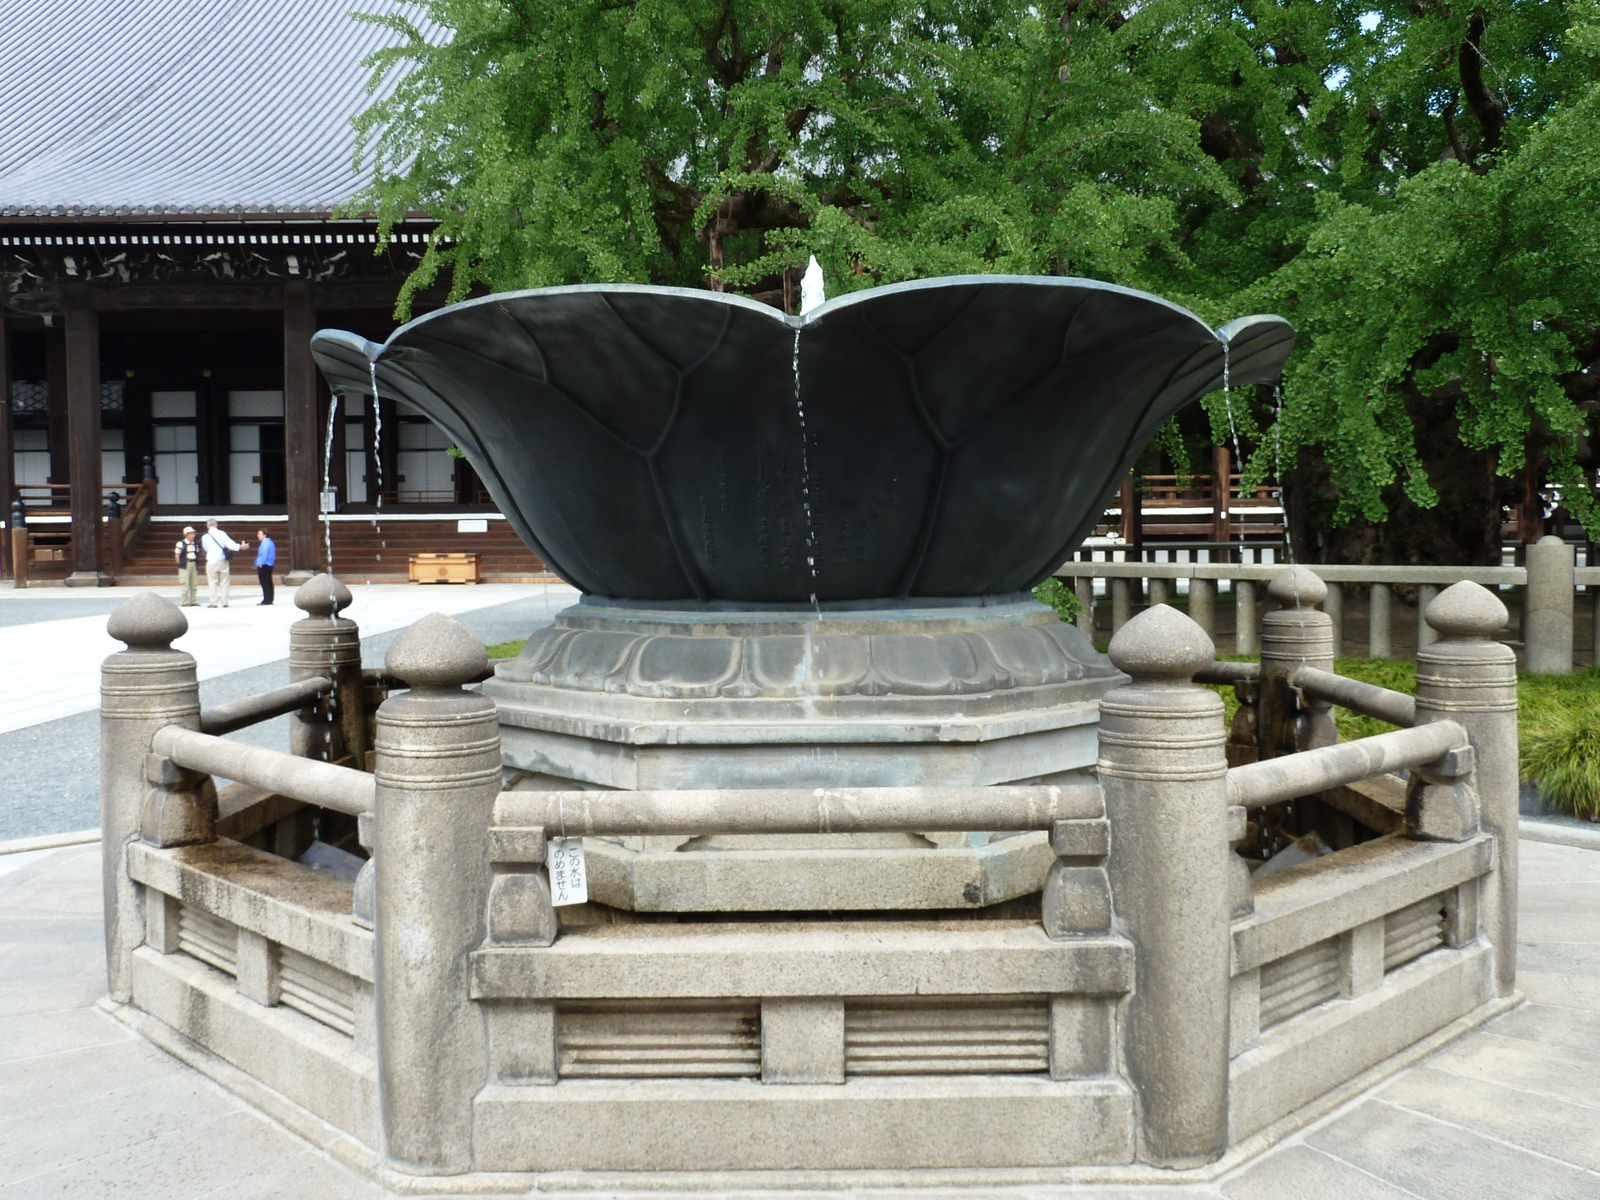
[800,255,826,315]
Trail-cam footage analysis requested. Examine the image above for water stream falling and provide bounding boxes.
[369,360,388,584]
[792,328,821,612]
[1274,383,1295,563]
[1220,337,1243,476]
[321,388,339,596]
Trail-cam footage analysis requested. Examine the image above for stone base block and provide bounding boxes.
[63,569,113,587]
[472,1074,1135,1171]
[130,944,378,1145]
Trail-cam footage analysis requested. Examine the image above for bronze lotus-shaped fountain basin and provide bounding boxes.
[312,276,1292,604]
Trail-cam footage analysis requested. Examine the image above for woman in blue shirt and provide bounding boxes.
[255,530,277,606]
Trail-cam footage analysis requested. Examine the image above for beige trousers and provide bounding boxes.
[206,558,231,606]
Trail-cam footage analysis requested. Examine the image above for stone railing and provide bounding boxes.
[96,565,1522,1182]
[1056,533,1595,672]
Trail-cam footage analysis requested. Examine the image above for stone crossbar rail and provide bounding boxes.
[492,784,1105,838]
[1291,666,1417,728]
[151,725,374,817]
[197,675,331,736]
[1226,720,1467,809]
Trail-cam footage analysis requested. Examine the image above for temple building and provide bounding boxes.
[0,0,542,585]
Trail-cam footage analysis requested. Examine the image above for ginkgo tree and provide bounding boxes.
[348,0,1600,564]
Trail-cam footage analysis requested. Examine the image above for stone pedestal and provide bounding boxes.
[483,593,1124,912]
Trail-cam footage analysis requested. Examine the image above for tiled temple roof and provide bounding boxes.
[0,0,432,219]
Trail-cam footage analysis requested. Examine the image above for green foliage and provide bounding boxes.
[485,639,526,658]
[349,0,1600,545]
[1523,696,1600,819]
[1032,577,1083,624]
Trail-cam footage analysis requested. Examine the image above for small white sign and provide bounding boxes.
[457,518,489,533]
[548,838,588,906]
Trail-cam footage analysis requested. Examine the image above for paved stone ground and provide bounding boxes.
[0,839,1595,1198]
[0,583,577,840]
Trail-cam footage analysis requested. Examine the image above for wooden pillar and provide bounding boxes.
[283,281,319,583]
[1119,472,1143,559]
[1211,446,1232,562]
[0,316,12,579]
[64,288,108,586]
[46,323,70,488]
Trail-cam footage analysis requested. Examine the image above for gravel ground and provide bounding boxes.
[0,593,567,841]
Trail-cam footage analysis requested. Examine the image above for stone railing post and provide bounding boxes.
[1100,604,1231,1167]
[1110,577,1132,633]
[1416,583,1519,996]
[1524,534,1574,675]
[1073,576,1094,640]
[289,574,366,766]
[101,593,200,1001]
[1189,577,1217,637]
[1369,582,1393,659]
[1234,578,1259,654]
[1259,566,1337,756]
[373,613,500,1174]
[1322,580,1344,656]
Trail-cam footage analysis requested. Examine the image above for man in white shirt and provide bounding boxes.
[200,519,248,608]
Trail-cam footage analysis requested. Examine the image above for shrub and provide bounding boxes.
[1033,578,1082,625]
[1522,703,1600,821]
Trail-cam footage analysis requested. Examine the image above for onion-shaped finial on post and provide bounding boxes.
[294,572,353,618]
[1424,580,1508,641]
[106,591,188,650]
[1266,564,1327,610]
[1108,603,1215,682]
[386,612,488,688]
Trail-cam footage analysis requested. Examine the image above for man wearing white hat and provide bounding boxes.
[173,526,200,607]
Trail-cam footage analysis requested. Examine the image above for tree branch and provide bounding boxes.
[1458,9,1506,165]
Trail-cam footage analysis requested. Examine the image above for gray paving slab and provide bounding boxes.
[1423,1030,1600,1109]
[0,597,130,630]
[0,1062,242,1183]
[0,1006,131,1064]
[1220,1144,1421,1199]
[1520,970,1600,1012]
[3,1106,393,1200]
[1378,1067,1600,1174]
[1302,1099,1600,1199]
[1483,1001,1600,1054]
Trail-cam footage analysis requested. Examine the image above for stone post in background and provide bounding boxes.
[1188,577,1217,637]
[373,613,500,1174]
[1234,579,1259,654]
[1100,604,1232,1167]
[1321,580,1344,657]
[1416,583,1520,996]
[1524,534,1574,675]
[100,593,199,1000]
[1369,582,1393,659]
[1259,566,1337,756]
[1073,576,1094,640]
[289,574,365,767]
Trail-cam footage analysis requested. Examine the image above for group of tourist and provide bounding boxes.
[173,520,277,608]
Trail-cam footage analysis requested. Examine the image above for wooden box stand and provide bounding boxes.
[409,552,481,585]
